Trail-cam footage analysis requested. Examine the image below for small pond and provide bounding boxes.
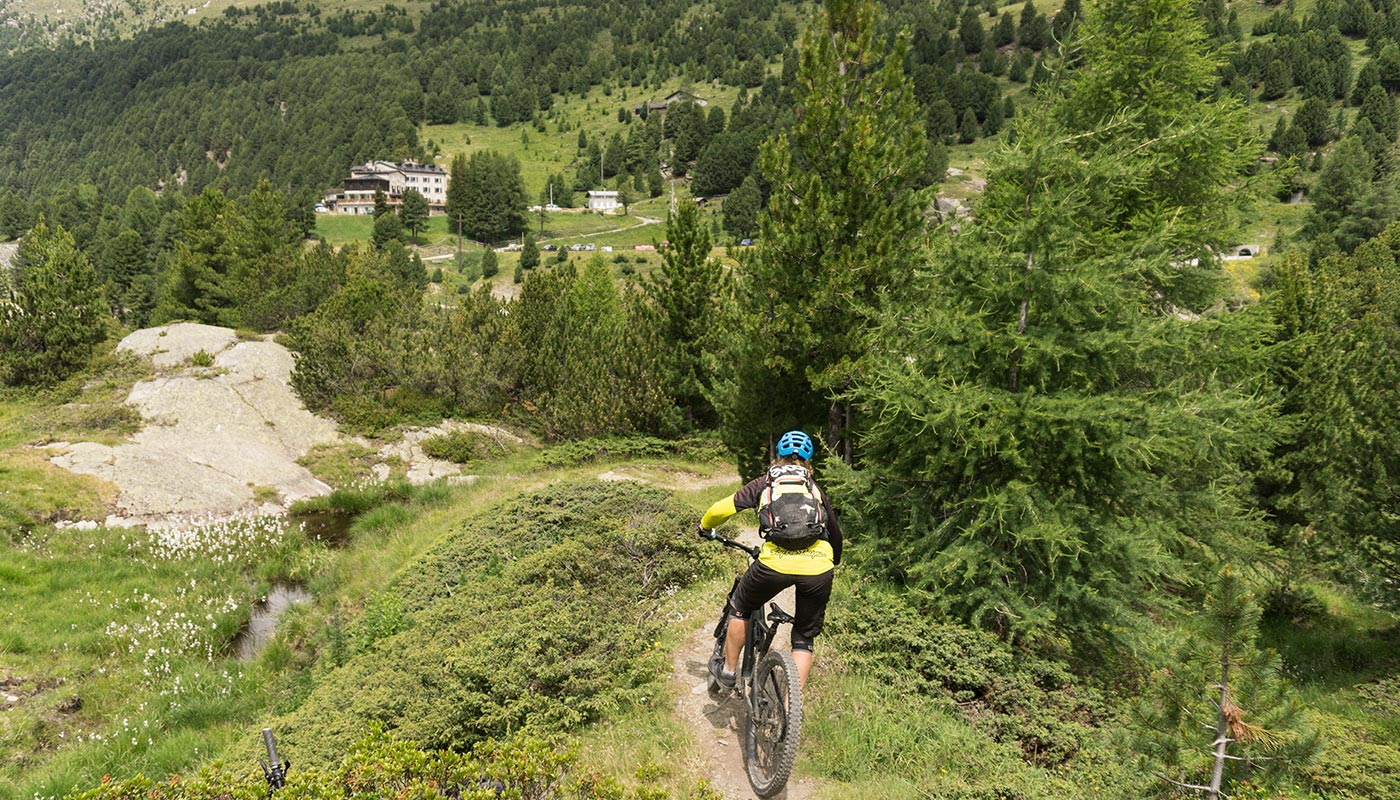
[233,584,313,661]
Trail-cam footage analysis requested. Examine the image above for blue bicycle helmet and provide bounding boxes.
[775,430,814,461]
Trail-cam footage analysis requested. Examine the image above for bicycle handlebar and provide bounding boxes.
[698,526,761,559]
[260,727,290,792]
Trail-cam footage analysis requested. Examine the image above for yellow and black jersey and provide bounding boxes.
[700,468,843,576]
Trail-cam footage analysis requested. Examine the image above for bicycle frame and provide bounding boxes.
[705,533,795,698]
[702,529,803,798]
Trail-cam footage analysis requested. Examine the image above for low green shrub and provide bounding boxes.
[538,434,728,467]
[420,429,514,464]
[65,727,710,800]
[290,480,415,517]
[825,582,1109,768]
[272,481,726,767]
[1302,713,1400,797]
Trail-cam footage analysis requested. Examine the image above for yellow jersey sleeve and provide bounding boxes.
[700,495,739,529]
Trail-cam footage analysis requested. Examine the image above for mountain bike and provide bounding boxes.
[700,529,803,798]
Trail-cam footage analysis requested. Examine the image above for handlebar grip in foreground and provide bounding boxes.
[260,727,290,792]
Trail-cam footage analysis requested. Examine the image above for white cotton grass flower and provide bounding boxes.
[141,513,300,563]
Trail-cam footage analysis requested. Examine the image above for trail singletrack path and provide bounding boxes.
[668,525,818,800]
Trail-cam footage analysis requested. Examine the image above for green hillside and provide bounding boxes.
[6,0,1400,797]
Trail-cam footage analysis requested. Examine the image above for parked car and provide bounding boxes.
[583,243,597,251]
[541,244,559,251]
[569,243,585,251]
[738,238,754,247]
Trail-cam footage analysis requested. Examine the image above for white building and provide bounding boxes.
[586,190,620,212]
[326,160,449,215]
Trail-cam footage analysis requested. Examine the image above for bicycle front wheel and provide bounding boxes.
[744,649,802,797]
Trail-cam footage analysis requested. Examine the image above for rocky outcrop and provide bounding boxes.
[47,323,341,527]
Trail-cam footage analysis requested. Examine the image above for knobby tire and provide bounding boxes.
[744,649,801,798]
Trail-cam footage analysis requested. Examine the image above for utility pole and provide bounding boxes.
[455,213,463,272]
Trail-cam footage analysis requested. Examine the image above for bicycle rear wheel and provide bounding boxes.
[744,650,802,797]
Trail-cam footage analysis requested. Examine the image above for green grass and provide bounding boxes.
[0,348,153,527]
[0,524,281,799]
[424,78,744,197]
[1258,581,1400,798]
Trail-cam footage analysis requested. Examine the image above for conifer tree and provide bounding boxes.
[960,7,985,53]
[958,107,980,142]
[1050,0,1082,45]
[0,218,109,386]
[1358,84,1399,142]
[480,247,498,279]
[457,150,528,244]
[399,189,429,244]
[103,228,151,324]
[152,187,240,325]
[1133,568,1318,797]
[721,174,762,239]
[1261,235,1400,604]
[515,258,670,439]
[1304,136,1378,251]
[446,152,470,231]
[1018,0,1049,50]
[372,212,405,249]
[994,11,1016,47]
[710,0,929,474]
[839,0,1270,639]
[647,198,725,428]
[520,237,539,271]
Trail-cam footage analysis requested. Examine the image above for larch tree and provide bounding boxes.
[836,0,1273,641]
[710,0,930,477]
[1261,231,1400,608]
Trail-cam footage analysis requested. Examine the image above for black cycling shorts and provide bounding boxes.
[727,560,833,652]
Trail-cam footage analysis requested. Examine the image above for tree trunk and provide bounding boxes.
[1208,616,1235,799]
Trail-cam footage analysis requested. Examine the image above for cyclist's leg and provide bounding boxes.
[790,569,834,688]
[726,562,788,673]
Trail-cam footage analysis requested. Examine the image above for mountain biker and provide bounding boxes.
[700,430,842,691]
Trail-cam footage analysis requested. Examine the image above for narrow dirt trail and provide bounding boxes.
[667,525,818,800]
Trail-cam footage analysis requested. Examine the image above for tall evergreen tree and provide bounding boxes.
[520,237,540,271]
[838,0,1271,640]
[103,228,153,324]
[647,199,725,428]
[1261,234,1400,605]
[722,174,763,239]
[1018,0,1049,50]
[960,7,985,54]
[399,189,430,244]
[457,150,528,244]
[0,219,109,386]
[446,152,470,240]
[994,11,1016,47]
[152,187,240,325]
[711,0,929,474]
